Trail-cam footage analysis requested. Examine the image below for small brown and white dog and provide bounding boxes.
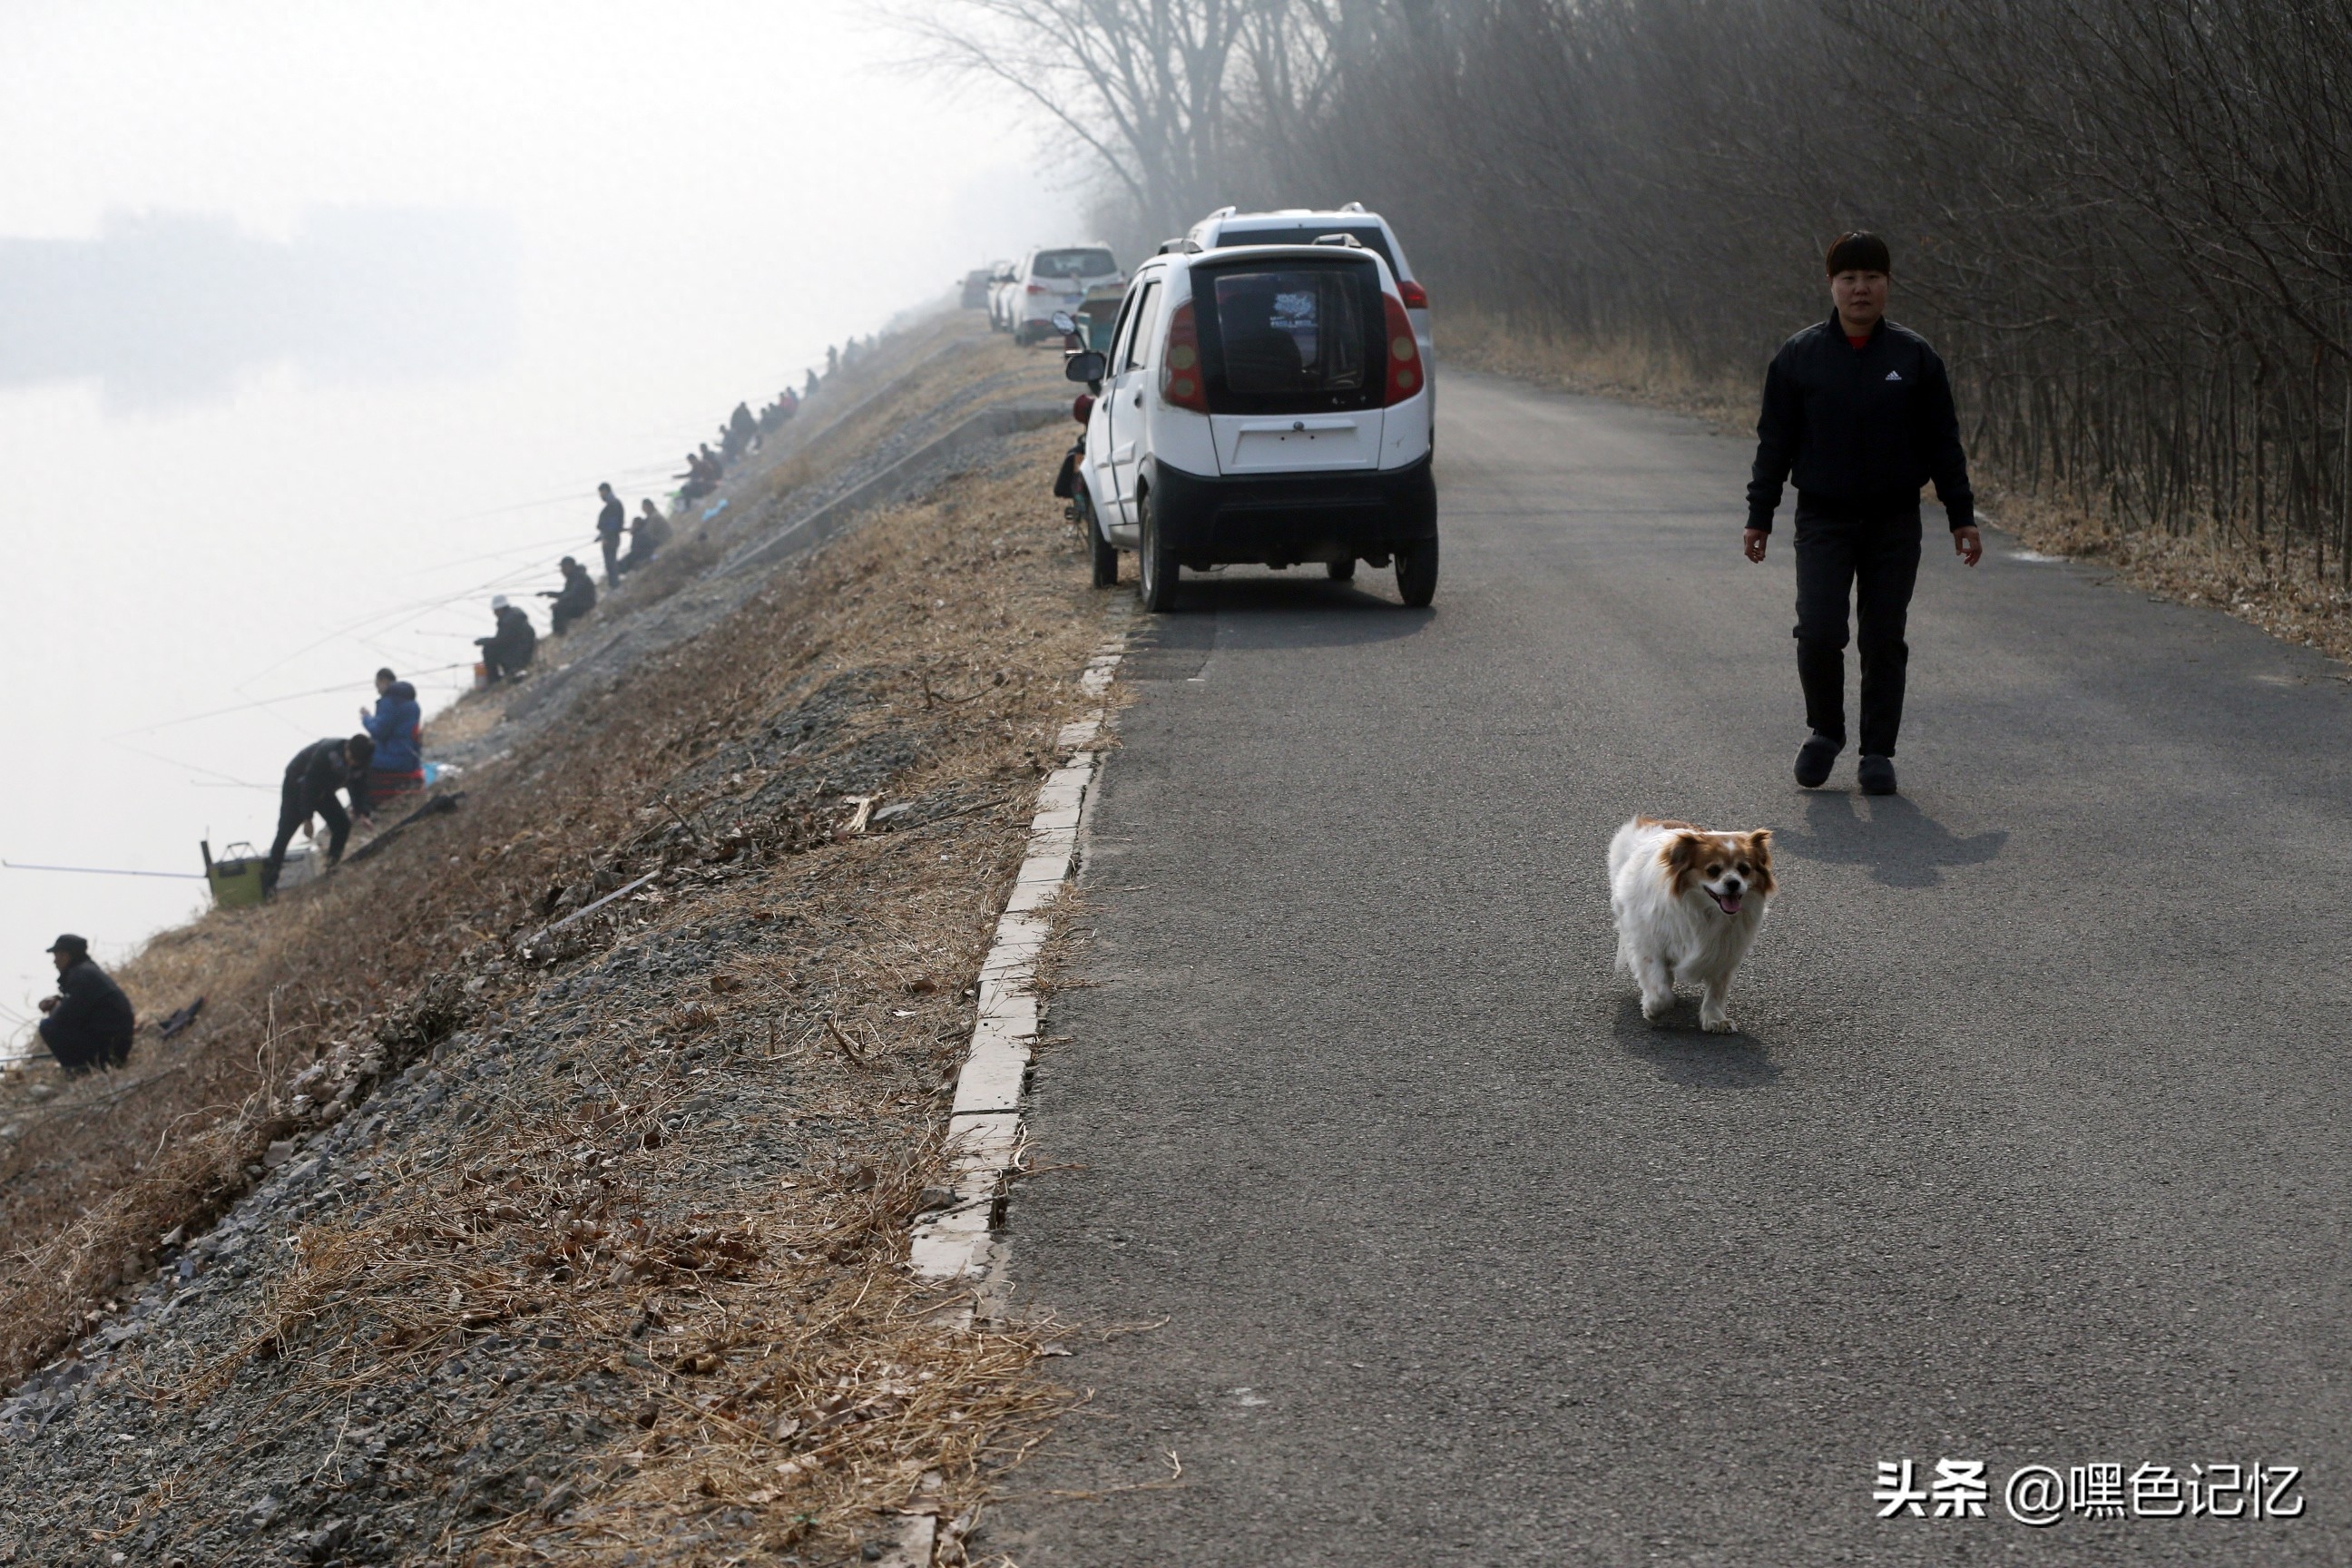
[1608,816,1776,1032]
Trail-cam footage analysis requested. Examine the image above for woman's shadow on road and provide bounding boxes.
[1774,790,2007,887]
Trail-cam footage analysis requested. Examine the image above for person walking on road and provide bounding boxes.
[262,734,375,895]
[1744,230,1980,797]
[595,482,628,588]
[36,934,135,1074]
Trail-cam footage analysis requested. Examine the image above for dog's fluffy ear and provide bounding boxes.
[1661,830,1702,894]
[1747,829,1776,894]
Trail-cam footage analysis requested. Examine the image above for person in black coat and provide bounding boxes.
[476,596,537,681]
[262,734,375,895]
[540,555,597,635]
[595,481,628,588]
[1744,230,1981,798]
[36,934,135,1074]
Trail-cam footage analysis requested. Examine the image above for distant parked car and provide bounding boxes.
[1007,245,1122,345]
[1068,237,1436,610]
[985,260,1019,332]
[1188,206,1432,394]
[960,268,995,309]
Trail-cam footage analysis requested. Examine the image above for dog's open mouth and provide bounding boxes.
[1710,891,1744,916]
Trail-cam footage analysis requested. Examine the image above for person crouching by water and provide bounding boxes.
[263,734,376,896]
[476,595,536,682]
[361,667,425,806]
[37,934,134,1075]
[540,555,598,635]
[624,498,671,572]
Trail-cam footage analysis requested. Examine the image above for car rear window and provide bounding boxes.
[1194,259,1386,415]
[1032,249,1117,279]
[1209,223,1399,277]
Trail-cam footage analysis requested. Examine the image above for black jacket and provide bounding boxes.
[479,603,537,667]
[547,565,596,618]
[39,956,135,1063]
[284,738,367,817]
[597,497,626,541]
[1747,314,1975,533]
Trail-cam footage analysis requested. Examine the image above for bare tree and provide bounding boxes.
[898,0,1258,234]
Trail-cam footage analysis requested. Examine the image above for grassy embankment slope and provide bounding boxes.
[1442,308,2352,664]
[0,309,1109,1564]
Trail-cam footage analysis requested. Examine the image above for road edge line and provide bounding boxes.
[886,596,1127,1568]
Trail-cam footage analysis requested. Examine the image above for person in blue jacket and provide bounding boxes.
[360,668,424,805]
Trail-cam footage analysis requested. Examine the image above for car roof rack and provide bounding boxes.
[1157,237,1203,254]
[1312,232,1366,248]
[1338,201,1367,212]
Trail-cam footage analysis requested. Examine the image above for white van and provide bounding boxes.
[1069,239,1436,610]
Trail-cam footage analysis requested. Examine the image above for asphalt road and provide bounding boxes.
[988,372,2352,1565]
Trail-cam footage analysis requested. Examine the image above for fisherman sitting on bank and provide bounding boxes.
[360,667,425,805]
[540,556,597,635]
[476,595,537,682]
[624,499,671,571]
[36,933,135,1075]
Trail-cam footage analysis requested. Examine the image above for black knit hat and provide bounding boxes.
[1827,230,1891,276]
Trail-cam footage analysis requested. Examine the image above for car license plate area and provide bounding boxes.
[1226,422,1375,473]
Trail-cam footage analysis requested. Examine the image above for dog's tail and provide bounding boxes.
[1605,815,1647,882]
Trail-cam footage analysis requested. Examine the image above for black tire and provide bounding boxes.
[1395,535,1438,607]
[1326,558,1357,582]
[1087,495,1119,588]
[1137,489,1179,612]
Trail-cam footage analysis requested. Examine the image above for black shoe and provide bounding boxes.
[1858,754,1897,795]
[1794,732,1842,789]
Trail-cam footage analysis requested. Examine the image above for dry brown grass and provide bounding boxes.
[1438,306,1755,431]
[1442,305,2352,667]
[0,323,1070,1388]
[3,376,1119,1558]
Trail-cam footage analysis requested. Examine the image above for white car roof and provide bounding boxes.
[1147,242,1398,288]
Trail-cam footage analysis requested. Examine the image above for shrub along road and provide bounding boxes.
[990,372,2352,1565]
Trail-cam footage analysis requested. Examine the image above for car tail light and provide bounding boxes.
[1073,393,1094,424]
[1397,279,1428,309]
[1382,292,1423,406]
[1026,281,1051,293]
[1161,300,1209,412]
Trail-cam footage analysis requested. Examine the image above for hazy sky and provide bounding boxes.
[0,1,1073,1044]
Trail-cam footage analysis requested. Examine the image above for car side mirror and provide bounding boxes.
[1064,350,1106,384]
[1050,310,1078,335]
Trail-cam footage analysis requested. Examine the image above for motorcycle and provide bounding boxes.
[1047,309,1110,581]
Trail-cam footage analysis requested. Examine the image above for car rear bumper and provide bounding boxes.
[1145,456,1436,565]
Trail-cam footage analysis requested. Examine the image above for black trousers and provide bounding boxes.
[1793,503,1923,757]
[264,786,350,893]
[600,534,623,587]
[40,1018,129,1074]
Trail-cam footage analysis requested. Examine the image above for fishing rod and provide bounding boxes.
[3,860,205,880]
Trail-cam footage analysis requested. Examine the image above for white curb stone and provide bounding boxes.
[907,609,1128,1326]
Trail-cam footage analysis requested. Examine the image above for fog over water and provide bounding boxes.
[0,2,1067,1045]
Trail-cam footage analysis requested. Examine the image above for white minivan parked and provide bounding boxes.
[1068,238,1436,611]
